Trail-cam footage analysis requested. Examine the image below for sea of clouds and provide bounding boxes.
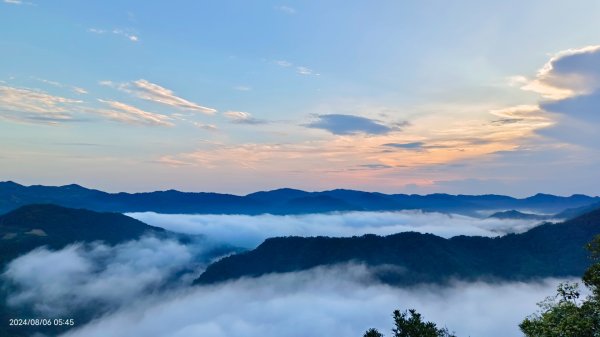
[57,263,569,337]
[1,212,565,336]
[127,210,549,248]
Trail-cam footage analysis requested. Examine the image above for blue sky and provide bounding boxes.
[1,0,600,195]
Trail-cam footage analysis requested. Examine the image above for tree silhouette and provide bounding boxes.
[363,309,456,337]
[520,235,600,336]
[363,328,384,337]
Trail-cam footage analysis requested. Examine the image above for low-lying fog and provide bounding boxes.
[128,210,550,248]
[1,212,566,337]
[62,265,568,337]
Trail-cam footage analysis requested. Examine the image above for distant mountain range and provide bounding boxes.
[1,181,598,216]
[195,208,600,286]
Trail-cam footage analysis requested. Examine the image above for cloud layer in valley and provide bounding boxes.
[128,211,549,249]
[1,236,225,316]
[0,221,573,337]
[58,264,572,337]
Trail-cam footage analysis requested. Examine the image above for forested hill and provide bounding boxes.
[1,181,598,215]
[0,204,164,266]
[195,208,600,285]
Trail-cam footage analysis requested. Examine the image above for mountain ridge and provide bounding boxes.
[195,208,600,286]
[0,204,165,266]
[2,181,598,215]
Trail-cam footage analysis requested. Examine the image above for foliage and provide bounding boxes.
[363,309,456,337]
[520,235,600,337]
[392,309,456,337]
[364,328,384,337]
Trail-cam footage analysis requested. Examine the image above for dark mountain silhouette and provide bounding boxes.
[0,204,164,266]
[1,181,598,215]
[245,188,311,204]
[555,201,600,219]
[488,210,551,220]
[0,204,235,337]
[195,208,600,286]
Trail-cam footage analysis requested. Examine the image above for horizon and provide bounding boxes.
[2,180,598,199]
[2,1,600,196]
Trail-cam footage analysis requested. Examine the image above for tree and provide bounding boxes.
[364,328,384,337]
[363,309,456,337]
[520,235,600,336]
[393,309,456,337]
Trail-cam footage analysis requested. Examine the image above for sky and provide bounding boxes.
[1,0,600,196]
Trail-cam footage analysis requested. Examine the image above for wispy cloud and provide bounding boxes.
[0,85,81,124]
[102,79,217,114]
[275,60,293,67]
[88,28,106,34]
[489,105,551,127]
[97,99,174,127]
[276,5,296,14]
[233,85,252,91]
[72,87,88,94]
[33,77,88,95]
[275,60,319,76]
[224,111,266,125]
[194,122,218,131]
[296,66,316,76]
[88,28,139,43]
[3,0,32,5]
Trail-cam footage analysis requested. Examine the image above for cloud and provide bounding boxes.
[88,28,139,43]
[59,264,572,337]
[32,77,88,95]
[88,28,106,34]
[223,111,266,125]
[274,60,318,76]
[0,85,81,124]
[194,122,218,131]
[305,114,401,135]
[515,46,600,148]
[0,217,572,337]
[3,0,30,5]
[275,60,293,67]
[276,5,296,14]
[97,99,174,127]
[382,142,426,150]
[233,85,251,91]
[128,211,548,249]
[522,45,600,100]
[113,29,139,42]
[358,164,393,169]
[1,236,208,316]
[0,83,182,127]
[72,87,88,94]
[489,105,552,129]
[156,126,527,186]
[296,66,316,75]
[102,79,217,114]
